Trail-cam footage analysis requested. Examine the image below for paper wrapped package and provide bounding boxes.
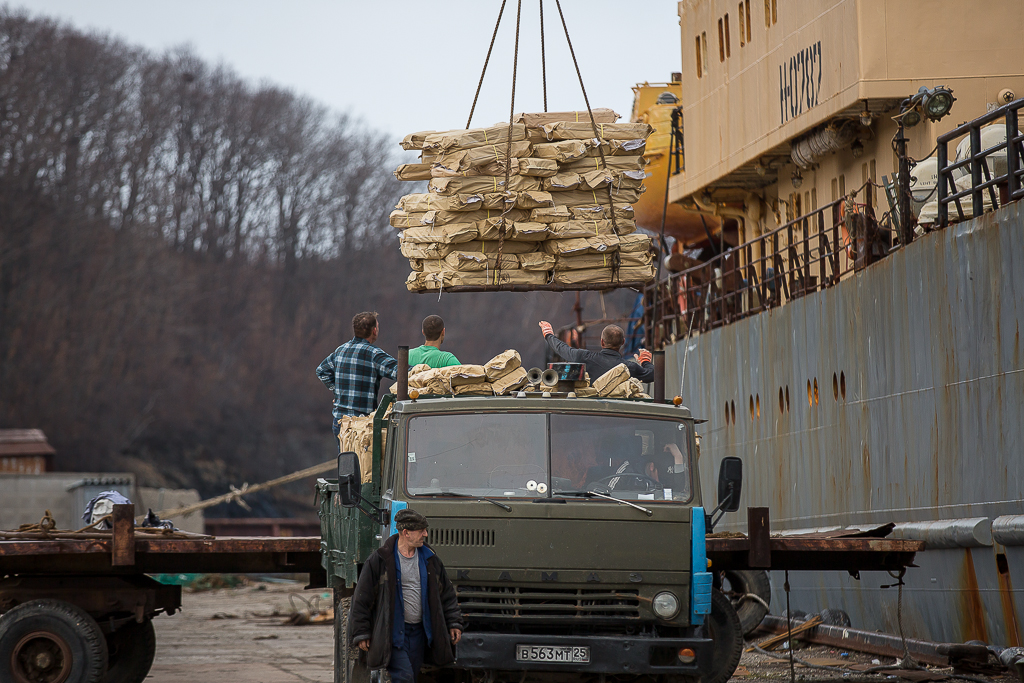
[532,140,593,162]
[539,121,654,141]
[543,235,619,255]
[569,203,635,220]
[579,168,646,191]
[400,193,484,213]
[442,365,487,387]
[530,205,571,223]
[394,164,433,181]
[431,160,515,178]
[517,158,559,177]
[618,233,654,253]
[552,264,655,284]
[549,219,620,239]
[411,269,549,291]
[518,252,557,271]
[514,191,554,209]
[429,175,542,196]
[454,382,494,396]
[514,108,619,127]
[491,367,529,394]
[422,124,527,153]
[458,240,538,254]
[550,187,643,206]
[400,224,478,244]
[400,130,435,151]
[441,251,519,271]
[430,141,532,173]
[483,349,522,380]
[479,220,549,242]
[400,241,460,260]
[543,172,582,192]
[390,209,435,229]
[556,251,652,270]
[594,364,631,396]
[336,415,380,483]
[561,155,645,172]
[575,387,599,398]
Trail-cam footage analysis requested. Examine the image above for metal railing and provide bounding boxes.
[644,194,869,347]
[937,98,1024,226]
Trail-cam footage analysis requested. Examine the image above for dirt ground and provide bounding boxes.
[148,581,1011,683]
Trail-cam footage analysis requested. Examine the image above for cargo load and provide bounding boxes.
[393,111,657,291]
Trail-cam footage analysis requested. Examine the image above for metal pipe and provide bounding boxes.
[653,350,665,402]
[397,346,409,401]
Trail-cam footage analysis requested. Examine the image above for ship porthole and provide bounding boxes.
[807,380,812,407]
[749,395,754,420]
[731,400,736,424]
[756,394,760,418]
[840,371,847,400]
[778,387,784,414]
[785,386,790,412]
[725,402,730,425]
[814,378,819,405]
[833,373,839,401]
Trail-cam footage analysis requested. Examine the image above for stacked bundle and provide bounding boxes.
[592,364,650,399]
[392,110,658,291]
[336,415,386,483]
[389,350,529,396]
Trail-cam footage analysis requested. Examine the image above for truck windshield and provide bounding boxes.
[405,411,692,502]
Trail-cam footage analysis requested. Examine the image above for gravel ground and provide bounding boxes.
[147,582,1015,683]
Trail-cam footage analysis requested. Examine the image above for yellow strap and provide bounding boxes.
[599,123,605,138]
[592,190,598,204]
[594,158,599,171]
[483,129,489,143]
[575,111,580,122]
[492,176,498,192]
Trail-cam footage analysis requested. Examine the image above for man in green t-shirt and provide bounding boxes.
[408,315,461,368]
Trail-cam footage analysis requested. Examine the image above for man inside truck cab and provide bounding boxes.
[349,509,464,683]
[316,311,398,435]
[538,320,655,381]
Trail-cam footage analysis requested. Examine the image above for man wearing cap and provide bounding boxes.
[348,509,464,683]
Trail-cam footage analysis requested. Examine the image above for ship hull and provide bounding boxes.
[666,201,1024,645]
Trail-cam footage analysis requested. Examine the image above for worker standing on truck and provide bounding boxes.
[349,509,464,683]
[316,311,398,434]
[408,315,461,368]
[538,321,655,381]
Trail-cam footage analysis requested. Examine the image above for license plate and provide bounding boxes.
[516,645,590,663]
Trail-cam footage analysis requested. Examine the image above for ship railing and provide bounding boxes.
[644,194,863,346]
[937,97,1024,227]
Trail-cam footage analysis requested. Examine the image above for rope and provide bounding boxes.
[466,0,509,129]
[151,459,336,520]
[553,0,622,265]
[495,0,523,281]
[539,0,548,112]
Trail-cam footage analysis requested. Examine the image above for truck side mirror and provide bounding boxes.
[338,451,361,508]
[716,456,743,513]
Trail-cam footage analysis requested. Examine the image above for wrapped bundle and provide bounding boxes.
[400,130,435,151]
[543,235,619,255]
[517,158,559,177]
[430,141,532,174]
[578,168,646,191]
[556,251,652,270]
[553,264,656,284]
[539,121,654,141]
[618,233,654,253]
[491,367,529,394]
[336,415,380,483]
[569,204,635,221]
[530,206,572,223]
[562,154,646,171]
[400,193,484,213]
[400,242,461,260]
[518,252,557,271]
[410,269,549,291]
[549,219,623,239]
[429,175,543,196]
[443,251,519,271]
[394,164,433,181]
[515,108,619,128]
[390,209,435,229]
[400,224,478,244]
[483,349,522,380]
[593,364,631,395]
[459,240,538,254]
[454,382,494,395]
[543,172,582,191]
[422,124,528,153]
[549,187,644,206]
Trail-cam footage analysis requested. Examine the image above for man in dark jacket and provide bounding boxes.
[538,321,654,381]
[349,509,464,683]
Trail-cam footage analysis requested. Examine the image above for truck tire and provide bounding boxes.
[102,618,156,683]
[722,569,771,636]
[343,605,371,683]
[703,588,744,683]
[0,598,109,683]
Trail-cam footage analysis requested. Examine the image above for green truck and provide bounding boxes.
[318,384,746,683]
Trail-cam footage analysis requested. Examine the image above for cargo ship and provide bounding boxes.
[635,0,1024,645]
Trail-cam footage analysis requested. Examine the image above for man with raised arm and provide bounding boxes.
[538,321,654,382]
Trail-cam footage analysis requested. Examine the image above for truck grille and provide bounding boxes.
[456,585,641,621]
[429,528,496,547]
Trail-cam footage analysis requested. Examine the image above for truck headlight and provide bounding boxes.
[652,591,680,618]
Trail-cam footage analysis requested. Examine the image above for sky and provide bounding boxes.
[19,0,685,142]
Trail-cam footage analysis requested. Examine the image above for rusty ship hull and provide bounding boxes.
[666,201,1024,645]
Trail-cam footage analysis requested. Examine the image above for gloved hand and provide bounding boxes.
[635,349,653,364]
[539,321,553,338]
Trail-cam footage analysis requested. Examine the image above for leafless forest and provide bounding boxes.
[0,10,636,516]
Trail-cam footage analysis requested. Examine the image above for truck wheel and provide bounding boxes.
[343,606,371,683]
[0,598,109,683]
[703,588,744,683]
[102,618,156,683]
[722,569,771,636]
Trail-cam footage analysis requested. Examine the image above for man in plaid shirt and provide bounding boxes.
[317,312,399,434]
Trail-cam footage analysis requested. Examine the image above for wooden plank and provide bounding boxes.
[747,507,771,568]
[111,504,135,566]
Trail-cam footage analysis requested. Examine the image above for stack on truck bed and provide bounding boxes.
[393,110,658,292]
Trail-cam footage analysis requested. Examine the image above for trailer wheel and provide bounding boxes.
[343,605,371,683]
[102,618,156,683]
[0,598,108,683]
[703,588,744,683]
[722,569,771,636]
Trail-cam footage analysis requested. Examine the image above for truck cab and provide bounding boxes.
[320,393,742,683]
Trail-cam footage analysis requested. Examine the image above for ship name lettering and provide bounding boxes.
[779,40,822,126]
